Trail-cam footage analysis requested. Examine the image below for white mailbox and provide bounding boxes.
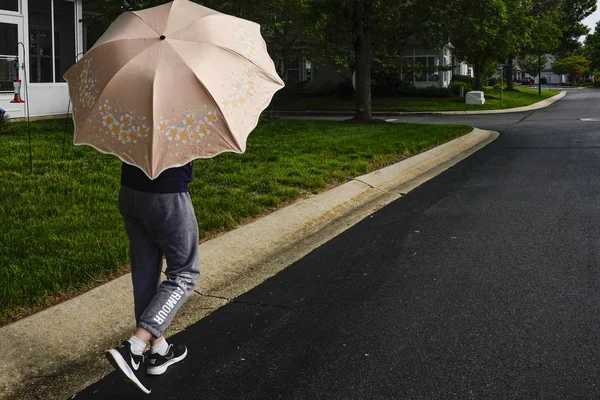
[465,91,485,105]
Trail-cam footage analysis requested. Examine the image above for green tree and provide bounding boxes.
[552,55,591,84]
[306,0,450,123]
[584,22,600,71]
[501,0,549,90]
[556,0,597,57]
[448,0,591,91]
[447,0,510,90]
[506,0,562,91]
[517,54,549,79]
[210,0,312,77]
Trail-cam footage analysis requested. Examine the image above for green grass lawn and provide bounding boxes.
[273,86,560,112]
[0,118,471,323]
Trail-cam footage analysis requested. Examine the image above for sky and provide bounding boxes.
[582,2,600,34]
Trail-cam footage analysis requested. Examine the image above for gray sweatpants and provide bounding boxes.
[118,186,200,339]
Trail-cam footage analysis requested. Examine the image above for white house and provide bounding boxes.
[398,37,465,89]
[510,55,571,85]
[279,39,471,93]
[534,55,571,85]
[0,0,97,118]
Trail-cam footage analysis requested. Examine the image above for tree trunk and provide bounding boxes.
[507,57,514,90]
[353,11,372,122]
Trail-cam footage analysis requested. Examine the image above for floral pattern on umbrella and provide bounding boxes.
[99,100,151,145]
[156,105,221,145]
[78,58,99,110]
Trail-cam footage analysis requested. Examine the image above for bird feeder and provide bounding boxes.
[10,60,24,104]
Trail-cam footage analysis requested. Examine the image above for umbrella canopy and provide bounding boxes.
[64,0,284,179]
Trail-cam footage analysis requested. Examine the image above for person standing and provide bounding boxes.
[105,161,200,394]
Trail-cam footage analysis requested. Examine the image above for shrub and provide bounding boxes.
[0,111,8,134]
[372,70,412,97]
[451,74,474,86]
[278,81,305,96]
[321,80,354,98]
[449,81,473,96]
[407,86,453,97]
[487,77,499,86]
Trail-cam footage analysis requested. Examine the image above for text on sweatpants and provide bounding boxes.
[153,287,185,324]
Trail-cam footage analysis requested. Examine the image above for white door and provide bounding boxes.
[0,13,25,117]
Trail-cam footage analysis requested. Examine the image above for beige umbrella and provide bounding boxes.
[64,0,284,179]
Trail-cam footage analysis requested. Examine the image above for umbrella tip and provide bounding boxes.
[160,35,166,40]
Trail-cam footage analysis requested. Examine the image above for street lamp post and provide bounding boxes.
[500,67,503,107]
[538,54,542,96]
[496,63,509,107]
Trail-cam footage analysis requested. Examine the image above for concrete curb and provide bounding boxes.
[434,90,566,115]
[278,91,566,117]
[0,128,499,400]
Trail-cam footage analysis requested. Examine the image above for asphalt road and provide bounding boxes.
[74,89,600,399]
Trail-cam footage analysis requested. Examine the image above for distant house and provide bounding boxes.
[510,55,571,85]
[398,37,471,89]
[279,38,471,93]
[277,54,353,93]
[534,55,571,85]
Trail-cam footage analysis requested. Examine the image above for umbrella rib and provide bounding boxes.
[168,38,282,85]
[130,10,162,36]
[88,38,156,59]
[165,45,242,152]
[166,10,224,38]
[87,44,156,130]
[150,57,159,178]
[66,38,155,135]
[72,44,161,180]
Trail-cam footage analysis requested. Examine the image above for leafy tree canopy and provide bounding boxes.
[584,21,600,71]
[551,55,591,83]
[517,55,549,78]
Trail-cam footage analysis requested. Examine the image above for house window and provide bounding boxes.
[0,22,18,56]
[428,56,439,82]
[81,11,104,53]
[0,57,17,92]
[282,56,312,83]
[28,0,75,83]
[0,23,18,92]
[54,0,75,82]
[414,57,426,82]
[0,0,19,12]
[408,56,439,83]
[286,56,300,82]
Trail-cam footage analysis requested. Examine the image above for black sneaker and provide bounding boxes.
[106,341,151,394]
[146,344,188,376]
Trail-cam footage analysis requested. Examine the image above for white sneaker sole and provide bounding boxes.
[106,349,151,394]
[146,347,188,376]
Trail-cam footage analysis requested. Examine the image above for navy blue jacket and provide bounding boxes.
[121,162,193,193]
